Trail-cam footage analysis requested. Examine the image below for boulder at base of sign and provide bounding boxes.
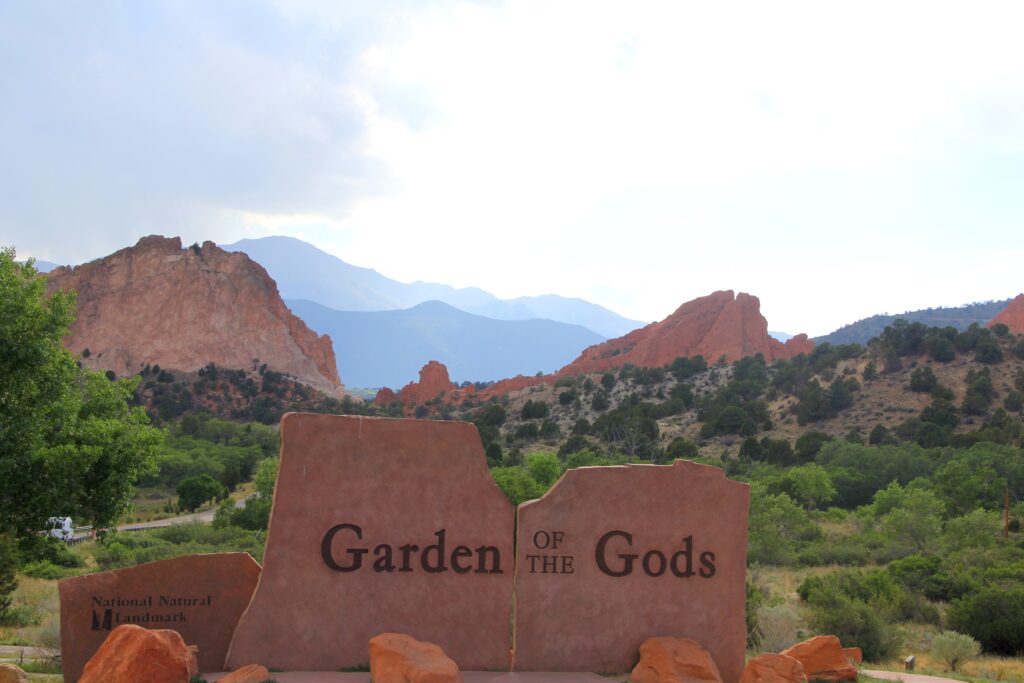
[0,663,29,683]
[369,633,463,683]
[843,647,863,665]
[630,637,723,683]
[740,653,807,683]
[219,664,272,683]
[78,624,198,683]
[781,636,857,682]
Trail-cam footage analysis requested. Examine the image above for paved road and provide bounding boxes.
[0,644,57,658]
[61,495,252,540]
[116,495,250,532]
[862,668,965,683]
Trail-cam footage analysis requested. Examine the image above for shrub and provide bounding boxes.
[805,591,900,661]
[19,560,70,580]
[485,443,503,467]
[930,631,981,671]
[665,437,698,461]
[948,587,1024,655]
[520,400,550,420]
[757,605,802,653]
[176,474,227,512]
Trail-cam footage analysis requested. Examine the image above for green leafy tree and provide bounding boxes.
[0,249,160,543]
[490,467,545,506]
[176,474,225,512]
[784,464,837,510]
[881,488,944,553]
[948,587,1024,655]
[526,452,562,488]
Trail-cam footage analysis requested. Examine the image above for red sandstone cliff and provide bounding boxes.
[46,236,345,397]
[558,290,812,376]
[989,294,1024,335]
[375,360,464,406]
[469,291,812,402]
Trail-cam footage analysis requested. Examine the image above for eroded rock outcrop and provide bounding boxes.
[0,663,28,683]
[375,360,461,406]
[369,633,463,683]
[780,636,857,682]
[559,290,812,376]
[740,653,807,683]
[78,624,197,683]
[630,637,723,683]
[989,294,1024,335]
[46,236,344,397]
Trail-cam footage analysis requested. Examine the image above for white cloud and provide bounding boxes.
[4,0,1023,334]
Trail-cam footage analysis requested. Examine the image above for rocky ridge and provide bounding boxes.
[46,236,344,397]
[560,290,813,375]
[471,290,812,401]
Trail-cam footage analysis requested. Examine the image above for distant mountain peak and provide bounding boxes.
[222,235,644,338]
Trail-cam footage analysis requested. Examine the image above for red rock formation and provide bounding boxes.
[375,360,458,406]
[780,636,857,683]
[46,236,344,397]
[630,637,723,683]
[375,387,401,406]
[78,624,197,683]
[989,294,1024,335]
[218,664,272,683]
[369,633,463,683]
[476,374,547,401]
[740,653,807,683]
[559,290,812,376]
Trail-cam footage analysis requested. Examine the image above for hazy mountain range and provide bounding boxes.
[222,237,645,339]
[287,298,604,388]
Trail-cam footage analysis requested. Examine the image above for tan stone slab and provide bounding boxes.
[58,552,260,683]
[512,461,749,681]
[226,414,514,671]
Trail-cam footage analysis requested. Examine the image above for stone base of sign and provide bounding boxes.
[58,552,261,683]
[206,673,614,683]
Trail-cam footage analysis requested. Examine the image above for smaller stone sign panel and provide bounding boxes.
[512,461,749,682]
[226,414,514,672]
[58,552,261,683]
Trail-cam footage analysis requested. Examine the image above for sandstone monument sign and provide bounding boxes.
[58,552,261,683]
[512,461,750,681]
[226,414,515,671]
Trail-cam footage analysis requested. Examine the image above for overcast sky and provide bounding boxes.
[3,1,1023,336]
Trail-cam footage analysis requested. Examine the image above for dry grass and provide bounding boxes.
[0,577,60,647]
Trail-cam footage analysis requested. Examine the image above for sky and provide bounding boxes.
[2,1,1023,337]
